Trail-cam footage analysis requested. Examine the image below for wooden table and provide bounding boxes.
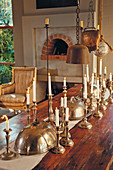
[0,84,113,170]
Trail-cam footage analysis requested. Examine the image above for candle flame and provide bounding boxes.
[64,77,66,80]
[86,64,88,67]
[48,72,50,76]
[64,93,67,97]
[105,66,107,69]
[55,107,58,110]
[33,77,36,81]
[84,74,86,77]
[92,73,94,76]
[27,88,30,94]
[100,59,102,61]
[97,77,99,80]
[1,115,8,121]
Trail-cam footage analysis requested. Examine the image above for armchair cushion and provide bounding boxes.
[0,93,25,103]
[1,83,15,95]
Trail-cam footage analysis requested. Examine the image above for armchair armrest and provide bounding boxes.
[0,82,15,95]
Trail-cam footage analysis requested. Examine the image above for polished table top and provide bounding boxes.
[0,84,113,170]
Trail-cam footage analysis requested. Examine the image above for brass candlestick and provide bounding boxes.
[108,81,113,103]
[88,93,95,111]
[60,121,74,147]
[93,98,103,118]
[78,99,92,129]
[100,87,107,110]
[0,129,18,160]
[51,126,65,154]
[59,106,65,131]
[26,104,30,124]
[32,101,37,122]
[48,94,54,122]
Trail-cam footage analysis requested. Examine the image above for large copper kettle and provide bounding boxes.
[81,27,100,52]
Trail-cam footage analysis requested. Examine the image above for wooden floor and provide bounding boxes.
[0,84,113,169]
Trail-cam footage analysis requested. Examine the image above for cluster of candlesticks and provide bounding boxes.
[48,75,74,154]
[79,59,113,129]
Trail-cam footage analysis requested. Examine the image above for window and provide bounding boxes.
[0,0,15,84]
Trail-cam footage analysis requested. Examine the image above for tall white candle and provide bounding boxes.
[33,77,36,102]
[63,77,66,87]
[94,68,96,74]
[61,97,64,107]
[2,115,9,130]
[103,79,106,88]
[63,94,67,108]
[48,73,52,95]
[27,88,30,105]
[91,73,94,94]
[97,77,99,99]
[84,74,87,99]
[99,59,102,75]
[104,66,107,74]
[65,107,69,121]
[110,72,112,82]
[86,64,89,82]
[55,107,59,127]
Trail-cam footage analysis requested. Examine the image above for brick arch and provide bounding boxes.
[41,34,73,60]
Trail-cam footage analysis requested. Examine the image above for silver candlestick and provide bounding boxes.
[48,94,54,122]
[26,104,30,124]
[93,98,103,118]
[32,101,37,122]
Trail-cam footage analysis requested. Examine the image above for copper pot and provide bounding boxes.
[81,27,100,52]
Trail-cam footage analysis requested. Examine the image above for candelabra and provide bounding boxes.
[99,87,107,110]
[51,126,65,154]
[78,99,92,129]
[1,129,18,160]
[26,104,30,124]
[32,101,37,122]
[60,121,74,147]
[48,94,54,122]
[93,98,103,118]
[108,81,113,103]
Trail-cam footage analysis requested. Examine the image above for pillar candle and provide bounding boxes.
[91,73,94,94]
[97,77,99,99]
[63,77,66,87]
[104,66,107,74]
[86,64,89,82]
[63,94,67,108]
[55,107,59,127]
[99,59,102,75]
[27,88,30,105]
[84,74,87,99]
[48,73,52,95]
[65,107,69,121]
[110,72,112,82]
[33,77,36,102]
[61,97,64,107]
[45,18,49,25]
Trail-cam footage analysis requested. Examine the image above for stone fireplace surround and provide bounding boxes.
[22,12,97,101]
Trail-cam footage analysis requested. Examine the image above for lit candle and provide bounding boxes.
[97,25,99,30]
[91,73,94,94]
[45,18,49,25]
[61,97,64,107]
[55,107,59,127]
[104,66,107,74]
[65,107,69,121]
[33,77,36,102]
[103,79,106,88]
[2,115,9,131]
[86,64,89,82]
[99,59,102,75]
[110,72,112,82]
[94,67,96,74]
[48,73,52,95]
[63,93,67,108]
[97,77,99,99]
[27,88,30,105]
[63,77,66,87]
[81,20,83,28]
[84,74,87,99]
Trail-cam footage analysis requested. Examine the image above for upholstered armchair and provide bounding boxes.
[0,67,37,110]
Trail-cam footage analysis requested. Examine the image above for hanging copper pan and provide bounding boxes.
[81,27,100,52]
